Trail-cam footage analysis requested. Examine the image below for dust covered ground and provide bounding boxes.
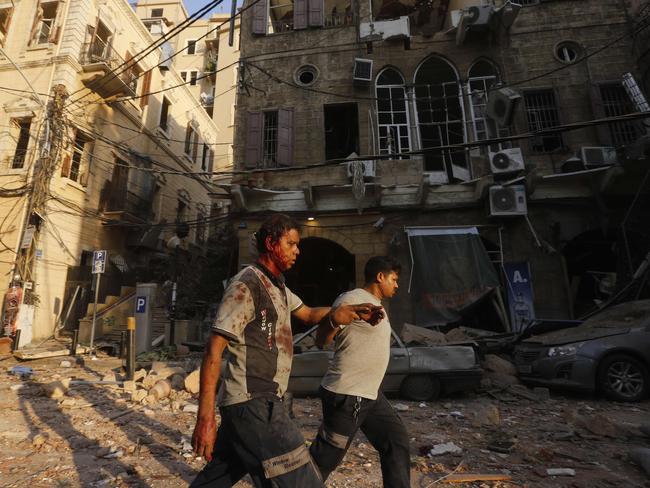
[1,353,649,488]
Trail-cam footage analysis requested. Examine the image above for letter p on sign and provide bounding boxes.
[136,296,147,313]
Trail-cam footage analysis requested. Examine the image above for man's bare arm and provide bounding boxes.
[192,333,228,462]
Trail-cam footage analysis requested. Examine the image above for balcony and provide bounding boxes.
[80,38,137,98]
[101,170,156,223]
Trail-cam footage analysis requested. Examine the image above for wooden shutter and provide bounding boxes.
[277,108,294,166]
[192,131,200,164]
[252,0,268,35]
[60,154,71,178]
[208,149,215,174]
[140,70,152,109]
[1,7,14,37]
[294,0,307,29]
[589,84,612,145]
[49,1,63,43]
[245,112,263,168]
[28,2,43,46]
[308,0,324,27]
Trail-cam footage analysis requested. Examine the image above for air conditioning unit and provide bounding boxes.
[353,58,373,85]
[346,160,376,178]
[488,147,525,174]
[463,5,493,27]
[487,87,521,128]
[579,146,617,168]
[489,185,527,216]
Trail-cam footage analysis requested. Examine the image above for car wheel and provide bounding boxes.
[597,354,649,402]
[399,375,441,401]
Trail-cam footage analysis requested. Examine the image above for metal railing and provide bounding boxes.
[80,37,138,92]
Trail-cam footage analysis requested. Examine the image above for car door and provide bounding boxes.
[380,329,410,393]
[288,326,333,395]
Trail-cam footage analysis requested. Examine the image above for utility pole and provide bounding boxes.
[12,85,68,306]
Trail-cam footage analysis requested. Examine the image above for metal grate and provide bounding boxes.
[524,89,563,152]
[599,83,640,146]
[262,111,278,167]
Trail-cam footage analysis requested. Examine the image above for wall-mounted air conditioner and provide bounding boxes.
[353,58,373,85]
[488,147,525,174]
[346,160,376,178]
[579,146,617,168]
[360,17,410,41]
[489,185,527,216]
[464,5,493,27]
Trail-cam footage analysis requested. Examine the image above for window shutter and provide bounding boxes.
[49,2,64,43]
[28,2,42,46]
[294,0,308,29]
[140,70,152,109]
[208,149,215,174]
[245,112,263,168]
[277,108,294,166]
[1,7,14,35]
[252,0,268,35]
[61,154,71,178]
[308,0,324,27]
[589,84,612,145]
[192,132,200,164]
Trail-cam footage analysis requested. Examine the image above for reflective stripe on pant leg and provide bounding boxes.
[317,425,349,450]
[261,443,312,479]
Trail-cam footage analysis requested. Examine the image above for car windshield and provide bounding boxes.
[582,300,650,329]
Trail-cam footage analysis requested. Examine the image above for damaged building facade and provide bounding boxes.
[230,0,650,331]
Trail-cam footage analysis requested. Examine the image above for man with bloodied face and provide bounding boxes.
[190,214,382,488]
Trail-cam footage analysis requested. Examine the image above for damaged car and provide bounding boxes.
[288,325,482,401]
[514,300,650,402]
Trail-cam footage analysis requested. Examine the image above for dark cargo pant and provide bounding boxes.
[190,396,322,488]
[309,387,411,488]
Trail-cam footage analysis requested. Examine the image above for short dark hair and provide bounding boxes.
[364,256,401,284]
[255,214,300,254]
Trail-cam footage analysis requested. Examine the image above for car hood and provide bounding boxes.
[522,299,650,346]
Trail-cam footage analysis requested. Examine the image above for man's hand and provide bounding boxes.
[192,416,217,462]
[332,303,384,326]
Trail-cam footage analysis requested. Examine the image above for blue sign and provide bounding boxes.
[503,262,535,332]
[92,250,107,274]
[135,296,147,314]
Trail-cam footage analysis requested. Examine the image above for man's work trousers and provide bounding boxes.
[190,396,322,488]
[309,388,411,488]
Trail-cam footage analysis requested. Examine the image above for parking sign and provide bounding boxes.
[135,296,147,313]
[92,250,107,274]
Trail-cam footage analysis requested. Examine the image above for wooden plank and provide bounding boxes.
[14,345,88,360]
[443,473,513,483]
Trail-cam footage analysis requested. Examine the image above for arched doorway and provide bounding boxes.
[285,237,355,307]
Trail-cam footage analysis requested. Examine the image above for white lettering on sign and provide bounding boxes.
[513,270,528,283]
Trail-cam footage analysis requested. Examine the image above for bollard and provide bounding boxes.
[69,330,79,356]
[120,331,127,359]
[12,330,21,351]
[126,317,136,380]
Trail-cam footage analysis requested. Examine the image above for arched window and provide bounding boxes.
[376,68,411,157]
[414,56,468,181]
[467,59,512,153]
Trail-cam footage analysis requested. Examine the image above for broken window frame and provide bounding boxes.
[10,118,32,169]
[523,88,563,153]
[414,57,470,182]
[375,68,411,158]
[0,4,14,46]
[30,0,61,46]
[62,129,92,185]
[187,39,197,55]
[262,110,279,166]
[466,61,513,155]
[597,82,640,147]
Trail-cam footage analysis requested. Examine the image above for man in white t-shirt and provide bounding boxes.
[309,256,410,488]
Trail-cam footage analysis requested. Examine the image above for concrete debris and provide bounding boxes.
[122,380,136,392]
[150,379,171,400]
[130,389,147,403]
[32,434,47,448]
[42,378,71,399]
[184,369,201,394]
[183,403,199,413]
[566,411,631,438]
[170,374,185,390]
[133,369,147,382]
[142,374,159,390]
[176,344,190,356]
[152,366,186,379]
[393,403,410,412]
[59,360,72,368]
[444,327,472,342]
[0,336,13,355]
[60,398,77,407]
[470,403,500,427]
[449,411,464,418]
[546,468,576,476]
[10,384,25,391]
[533,387,551,401]
[400,323,447,345]
[143,408,155,417]
[428,442,462,456]
[482,354,518,376]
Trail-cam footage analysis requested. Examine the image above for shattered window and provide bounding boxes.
[372,0,442,32]
[268,0,294,33]
[324,0,353,27]
[376,68,411,157]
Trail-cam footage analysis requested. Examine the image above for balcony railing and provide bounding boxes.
[103,171,156,222]
[80,37,138,97]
